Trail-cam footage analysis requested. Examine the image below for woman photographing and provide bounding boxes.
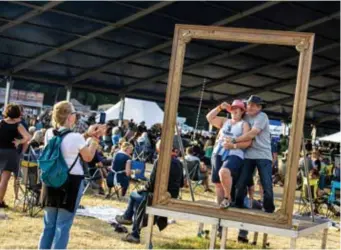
[38,101,106,249]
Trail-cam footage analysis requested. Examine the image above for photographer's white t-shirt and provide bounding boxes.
[45,128,86,176]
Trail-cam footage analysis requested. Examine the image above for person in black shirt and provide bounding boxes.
[0,104,31,208]
[116,140,184,244]
[128,119,135,129]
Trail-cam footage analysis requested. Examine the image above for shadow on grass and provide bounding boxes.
[154,236,261,249]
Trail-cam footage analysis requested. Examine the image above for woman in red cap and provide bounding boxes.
[206,100,252,208]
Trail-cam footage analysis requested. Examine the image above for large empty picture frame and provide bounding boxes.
[153,24,315,228]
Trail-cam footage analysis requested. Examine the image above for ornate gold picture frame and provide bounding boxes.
[152,24,315,228]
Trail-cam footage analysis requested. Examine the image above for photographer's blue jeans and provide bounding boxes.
[38,180,84,249]
[235,159,275,213]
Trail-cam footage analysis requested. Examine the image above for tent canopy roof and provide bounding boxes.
[319,131,341,143]
[0,1,339,129]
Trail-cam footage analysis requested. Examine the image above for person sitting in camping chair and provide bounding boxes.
[106,142,133,198]
[115,139,184,244]
[85,144,112,195]
[299,169,326,215]
[184,146,212,192]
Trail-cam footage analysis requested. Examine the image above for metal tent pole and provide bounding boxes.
[302,137,315,222]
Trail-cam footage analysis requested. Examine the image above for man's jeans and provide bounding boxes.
[123,191,145,220]
[235,159,275,213]
[38,180,84,249]
[123,191,147,239]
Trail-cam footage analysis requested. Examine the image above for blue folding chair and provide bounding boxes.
[131,160,149,190]
[133,141,153,163]
[328,181,340,205]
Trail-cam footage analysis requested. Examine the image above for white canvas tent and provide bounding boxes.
[103,98,164,128]
[71,98,91,112]
[319,131,341,143]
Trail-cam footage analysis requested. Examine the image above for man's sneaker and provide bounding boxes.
[115,215,133,225]
[0,201,9,209]
[122,233,140,244]
[220,198,231,209]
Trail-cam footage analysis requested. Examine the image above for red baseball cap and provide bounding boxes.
[227,99,246,113]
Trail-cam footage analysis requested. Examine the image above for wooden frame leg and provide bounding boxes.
[220,227,228,249]
[321,228,328,249]
[209,224,218,249]
[252,232,259,245]
[145,215,155,249]
[290,237,297,249]
[197,222,204,237]
[262,233,268,248]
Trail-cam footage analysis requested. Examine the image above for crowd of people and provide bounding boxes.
[0,95,339,248]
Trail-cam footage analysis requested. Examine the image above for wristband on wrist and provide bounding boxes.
[231,138,237,144]
[90,139,99,147]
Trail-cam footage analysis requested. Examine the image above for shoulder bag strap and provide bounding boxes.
[57,129,80,173]
[68,154,80,173]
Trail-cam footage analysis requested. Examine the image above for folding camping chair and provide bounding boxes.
[298,177,327,216]
[133,141,151,162]
[325,181,341,217]
[83,164,107,195]
[106,169,128,200]
[185,159,205,192]
[130,160,149,191]
[83,158,112,195]
[20,146,42,217]
[328,181,340,204]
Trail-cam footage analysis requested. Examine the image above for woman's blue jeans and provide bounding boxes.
[38,180,84,249]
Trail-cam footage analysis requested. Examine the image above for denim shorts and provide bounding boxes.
[211,154,243,183]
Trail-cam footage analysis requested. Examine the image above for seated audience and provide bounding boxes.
[107,142,133,197]
[112,127,121,149]
[184,146,212,192]
[115,140,184,244]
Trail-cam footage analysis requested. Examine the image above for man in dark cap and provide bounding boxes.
[226,95,275,213]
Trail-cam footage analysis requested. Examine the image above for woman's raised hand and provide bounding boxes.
[220,102,230,110]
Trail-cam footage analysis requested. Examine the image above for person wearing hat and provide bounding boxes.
[225,95,275,213]
[206,100,252,209]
